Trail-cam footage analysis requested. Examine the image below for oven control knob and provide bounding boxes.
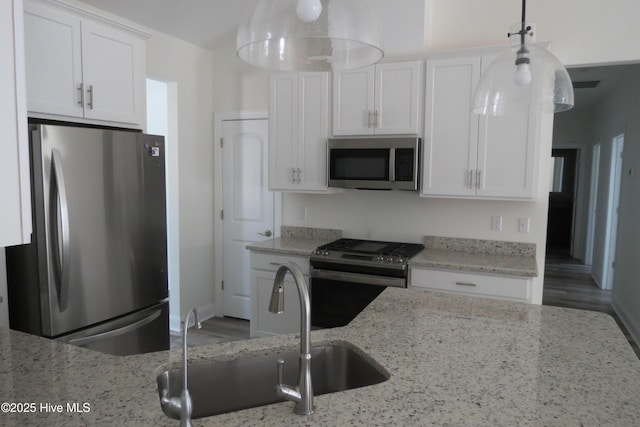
[395,257,405,263]
[377,255,385,262]
[385,256,393,262]
[323,251,330,256]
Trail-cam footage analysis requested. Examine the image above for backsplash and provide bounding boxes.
[423,236,536,257]
[281,226,342,241]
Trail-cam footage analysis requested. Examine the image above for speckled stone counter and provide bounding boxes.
[246,226,341,256]
[1,288,638,426]
[410,236,538,277]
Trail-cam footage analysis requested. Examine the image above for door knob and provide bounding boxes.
[258,230,272,237]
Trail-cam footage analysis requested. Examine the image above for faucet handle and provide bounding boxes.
[276,358,285,386]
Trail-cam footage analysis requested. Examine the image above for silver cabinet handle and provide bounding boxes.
[476,170,481,190]
[87,85,94,109]
[77,83,84,106]
[50,148,71,311]
[468,170,473,188]
[455,281,477,287]
[373,110,379,128]
[367,110,373,128]
[258,230,272,237]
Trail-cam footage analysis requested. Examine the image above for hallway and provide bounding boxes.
[543,254,639,359]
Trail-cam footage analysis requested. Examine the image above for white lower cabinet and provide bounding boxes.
[410,267,532,303]
[250,252,309,337]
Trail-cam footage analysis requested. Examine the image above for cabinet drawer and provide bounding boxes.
[410,268,531,302]
[250,252,309,274]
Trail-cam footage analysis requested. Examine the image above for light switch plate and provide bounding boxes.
[518,217,530,233]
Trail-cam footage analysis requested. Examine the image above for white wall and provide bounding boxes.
[146,33,216,317]
[590,69,640,342]
[430,0,640,67]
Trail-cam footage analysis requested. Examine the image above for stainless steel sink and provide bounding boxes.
[156,341,389,419]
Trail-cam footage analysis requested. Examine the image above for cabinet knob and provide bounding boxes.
[258,230,272,237]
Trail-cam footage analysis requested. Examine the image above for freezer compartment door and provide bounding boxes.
[58,301,169,355]
[32,125,168,336]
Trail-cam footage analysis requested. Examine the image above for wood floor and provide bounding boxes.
[170,316,251,350]
[543,253,640,359]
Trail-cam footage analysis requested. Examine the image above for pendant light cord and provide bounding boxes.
[520,0,526,46]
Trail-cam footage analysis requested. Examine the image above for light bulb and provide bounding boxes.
[296,0,322,23]
[514,62,532,86]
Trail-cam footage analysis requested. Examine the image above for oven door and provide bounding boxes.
[310,268,405,328]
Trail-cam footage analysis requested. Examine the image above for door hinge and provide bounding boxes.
[612,261,615,269]
[221,280,225,290]
[220,210,224,220]
[220,137,224,148]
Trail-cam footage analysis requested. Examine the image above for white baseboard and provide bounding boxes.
[169,304,217,333]
[612,298,640,348]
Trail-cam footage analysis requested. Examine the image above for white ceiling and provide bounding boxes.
[568,63,639,110]
[77,0,259,50]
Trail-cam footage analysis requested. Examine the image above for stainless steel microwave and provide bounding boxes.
[328,137,421,190]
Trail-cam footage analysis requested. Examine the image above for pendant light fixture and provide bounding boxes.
[471,0,574,116]
[236,0,383,72]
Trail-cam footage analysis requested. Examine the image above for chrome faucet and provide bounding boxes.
[160,308,202,427]
[269,262,314,415]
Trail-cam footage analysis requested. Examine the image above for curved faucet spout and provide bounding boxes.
[180,308,202,427]
[269,262,314,415]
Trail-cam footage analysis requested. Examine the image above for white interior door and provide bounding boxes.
[222,119,275,319]
[604,134,624,290]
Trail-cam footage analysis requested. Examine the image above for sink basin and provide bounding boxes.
[156,341,389,419]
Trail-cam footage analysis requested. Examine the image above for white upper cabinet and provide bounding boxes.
[421,52,538,200]
[269,72,330,192]
[332,61,422,136]
[23,0,145,126]
[1,0,32,247]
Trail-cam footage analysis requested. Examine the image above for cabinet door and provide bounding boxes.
[332,66,375,135]
[251,270,302,337]
[476,55,538,199]
[297,72,329,191]
[421,56,480,197]
[81,20,144,124]
[269,73,298,190]
[1,0,32,247]
[23,0,83,118]
[374,61,422,135]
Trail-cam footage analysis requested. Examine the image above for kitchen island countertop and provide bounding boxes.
[1,288,638,426]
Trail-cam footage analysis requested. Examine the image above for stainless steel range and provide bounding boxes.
[310,238,424,328]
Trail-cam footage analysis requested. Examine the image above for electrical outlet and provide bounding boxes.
[298,205,308,221]
[518,217,530,233]
[491,216,502,231]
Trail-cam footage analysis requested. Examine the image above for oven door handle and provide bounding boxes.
[310,268,406,288]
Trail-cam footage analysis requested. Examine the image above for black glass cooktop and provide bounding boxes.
[317,238,424,258]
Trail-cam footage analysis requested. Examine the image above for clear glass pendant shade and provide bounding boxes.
[472,28,574,116]
[236,0,383,72]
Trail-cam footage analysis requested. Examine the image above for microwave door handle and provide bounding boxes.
[389,148,395,182]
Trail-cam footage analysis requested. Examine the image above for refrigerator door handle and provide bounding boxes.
[67,308,162,347]
[50,148,71,311]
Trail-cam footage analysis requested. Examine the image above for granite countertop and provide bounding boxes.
[409,236,538,277]
[246,226,341,256]
[409,248,538,277]
[1,288,639,426]
[246,237,329,256]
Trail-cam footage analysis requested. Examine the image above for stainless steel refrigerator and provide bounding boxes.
[6,122,169,356]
